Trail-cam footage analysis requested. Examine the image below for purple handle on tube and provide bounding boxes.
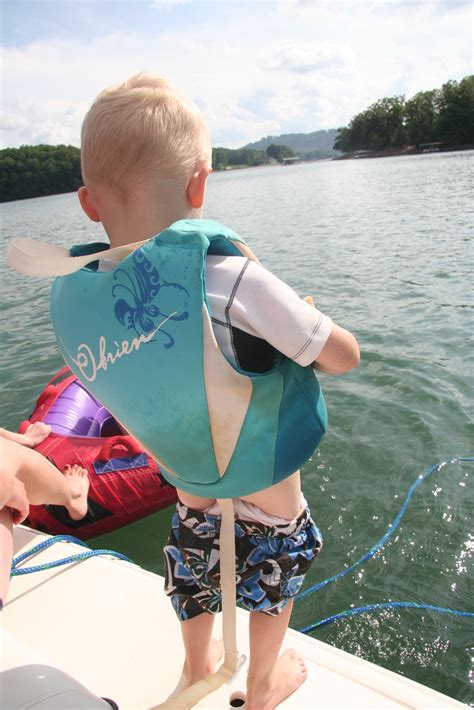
[44,381,114,437]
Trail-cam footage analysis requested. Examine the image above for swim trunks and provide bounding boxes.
[163,500,322,619]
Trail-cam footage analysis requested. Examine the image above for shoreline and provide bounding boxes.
[212,144,474,173]
[333,144,474,161]
[2,146,473,203]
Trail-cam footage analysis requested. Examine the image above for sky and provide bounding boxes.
[1,0,472,149]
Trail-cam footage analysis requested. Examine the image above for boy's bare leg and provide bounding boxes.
[0,438,89,521]
[246,601,307,710]
[181,613,222,683]
[168,612,222,696]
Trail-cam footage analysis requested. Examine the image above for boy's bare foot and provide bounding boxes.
[167,638,224,700]
[23,423,52,448]
[63,465,89,520]
[246,649,307,710]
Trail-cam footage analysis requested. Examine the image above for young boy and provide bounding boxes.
[78,73,359,710]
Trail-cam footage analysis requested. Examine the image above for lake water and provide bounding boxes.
[1,151,473,704]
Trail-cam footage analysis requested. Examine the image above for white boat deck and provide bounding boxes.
[1,528,466,709]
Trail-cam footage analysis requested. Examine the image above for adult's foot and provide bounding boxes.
[63,465,90,520]
[246,649,307,710]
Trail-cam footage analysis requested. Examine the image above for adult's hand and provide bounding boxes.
[4,477,29,525]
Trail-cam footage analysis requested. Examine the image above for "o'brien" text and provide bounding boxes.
[60,312,177,383]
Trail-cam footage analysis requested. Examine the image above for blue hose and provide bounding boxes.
[299,602,474,634]
[296,457,474,631]
[11,534,132,576]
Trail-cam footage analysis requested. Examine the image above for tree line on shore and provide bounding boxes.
[0,144,82,203]
[334,75,474,153]
[212,143,295,171]
[0,143,296,202]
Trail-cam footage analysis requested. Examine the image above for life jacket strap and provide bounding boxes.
[218,498,240,673]
[152,499,242,710]
[6,227,261,278]
[6,238,145,277]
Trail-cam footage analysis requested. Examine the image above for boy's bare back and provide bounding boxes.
[177,469,303,519]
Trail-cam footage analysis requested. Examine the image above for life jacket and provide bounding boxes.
[48,219,327,496]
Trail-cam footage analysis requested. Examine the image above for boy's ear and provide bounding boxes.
[78,186,101,223]
[186,166,210,209]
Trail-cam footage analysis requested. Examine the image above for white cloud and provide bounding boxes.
[151,0,192,7]
[1,101,86,148]
[1,2,472,149]
[0,109,29,133]
[263,42,353,74]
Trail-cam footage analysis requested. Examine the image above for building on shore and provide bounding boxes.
[281,155,301,165]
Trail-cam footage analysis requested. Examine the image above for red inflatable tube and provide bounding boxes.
[21,367,177,539]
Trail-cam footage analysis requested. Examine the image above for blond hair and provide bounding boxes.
[81,73,211,194]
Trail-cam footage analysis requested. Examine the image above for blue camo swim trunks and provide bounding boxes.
[163,500,323,619]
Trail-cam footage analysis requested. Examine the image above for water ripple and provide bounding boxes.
[1,152,473,704]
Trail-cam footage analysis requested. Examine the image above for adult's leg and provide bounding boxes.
[246,601,307,710]
[0,507,13,607]
[0,438,89,520]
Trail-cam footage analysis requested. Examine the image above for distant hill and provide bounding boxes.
[244,129,341,159]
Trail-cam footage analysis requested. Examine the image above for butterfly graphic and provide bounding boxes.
[112,249,189,348]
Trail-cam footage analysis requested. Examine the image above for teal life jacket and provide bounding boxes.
[47,219,327,497]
